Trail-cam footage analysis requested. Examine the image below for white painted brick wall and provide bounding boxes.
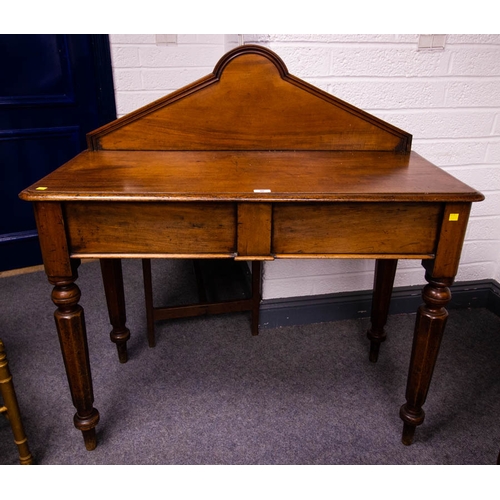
[108,34,500,300]
[109,34,236,116]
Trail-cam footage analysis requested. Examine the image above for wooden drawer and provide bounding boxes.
[272,202,442,257]
[64,202,236,256]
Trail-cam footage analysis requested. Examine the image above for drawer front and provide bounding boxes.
[64,202,236,255]
[272,203,442,256]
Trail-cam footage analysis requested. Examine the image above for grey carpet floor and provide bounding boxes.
[1,259,499,465]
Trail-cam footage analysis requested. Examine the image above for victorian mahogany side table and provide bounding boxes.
[20,45,483,452]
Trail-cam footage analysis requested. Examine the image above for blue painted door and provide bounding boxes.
[0,35,116,271]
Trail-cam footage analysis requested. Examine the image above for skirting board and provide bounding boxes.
[259,279,500,329]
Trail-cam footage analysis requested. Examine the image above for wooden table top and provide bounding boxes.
[20,150,483,204]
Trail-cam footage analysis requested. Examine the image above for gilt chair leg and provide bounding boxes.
[0,339,33,465]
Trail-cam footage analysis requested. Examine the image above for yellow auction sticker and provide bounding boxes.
[35,187,48,191]
[449,213,459,221]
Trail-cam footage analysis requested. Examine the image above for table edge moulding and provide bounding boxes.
[19,44,484,453]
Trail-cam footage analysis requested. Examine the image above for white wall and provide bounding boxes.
[109,34,237,115]
[108,34,500,300]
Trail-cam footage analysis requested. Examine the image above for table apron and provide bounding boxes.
[64,201,236,256]
[62,201,443,259]
[272,202,442,256]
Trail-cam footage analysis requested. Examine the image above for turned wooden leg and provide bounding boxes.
[367,259,398,362]
[51,261,99,450]
[100,259,131,362]
[142,258,156,348]
[0,339,33,464]
[400,273,452,445]
[251,261,262,336]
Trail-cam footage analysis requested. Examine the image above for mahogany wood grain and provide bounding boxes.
[427,203,472,278]
[32,202,73,279]
[367,259,398,363]
[237,203,272,259]
[19,44,485,451]
[33,202,100,450]
[272,202,441,256]
[51,260,99,451]
[142,259,262,345]
[151,299,256,322]
[100,259,130,363]
[88,46,411,152]
[20,151,483,204]
[64,201,236,256]
[400,274,453,445]
[142,258,156,348]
